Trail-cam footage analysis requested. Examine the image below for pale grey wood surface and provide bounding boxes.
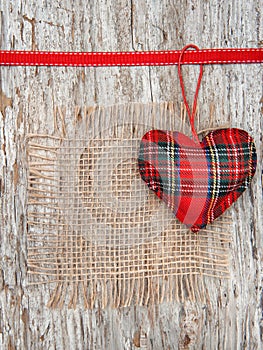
[0,1,262,349]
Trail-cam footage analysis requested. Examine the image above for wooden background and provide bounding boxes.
[0,1,262,349]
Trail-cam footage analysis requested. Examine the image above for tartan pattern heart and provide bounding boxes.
[138,128,257,232]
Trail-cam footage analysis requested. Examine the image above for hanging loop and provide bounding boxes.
[178,44,203,143]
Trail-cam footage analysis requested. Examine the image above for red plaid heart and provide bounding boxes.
[138,128,257,232]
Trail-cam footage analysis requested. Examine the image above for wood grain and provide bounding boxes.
[0,1,262,349]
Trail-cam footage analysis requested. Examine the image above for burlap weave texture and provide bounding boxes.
[27,103,231,308]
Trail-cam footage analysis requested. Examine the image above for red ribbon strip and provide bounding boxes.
[0,47,262,67]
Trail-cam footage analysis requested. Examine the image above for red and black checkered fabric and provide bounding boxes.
[138,128,257,232]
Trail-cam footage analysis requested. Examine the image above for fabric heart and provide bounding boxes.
[138,128,257,232]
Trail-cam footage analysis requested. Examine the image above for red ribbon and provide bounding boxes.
[178,44,203,143]
[0,47,262,67]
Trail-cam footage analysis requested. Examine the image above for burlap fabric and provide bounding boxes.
[27,102,231,308]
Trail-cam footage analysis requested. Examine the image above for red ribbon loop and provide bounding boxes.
[178,44,203,143]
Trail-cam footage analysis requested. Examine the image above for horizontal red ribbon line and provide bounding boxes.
[0,48,262,67]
